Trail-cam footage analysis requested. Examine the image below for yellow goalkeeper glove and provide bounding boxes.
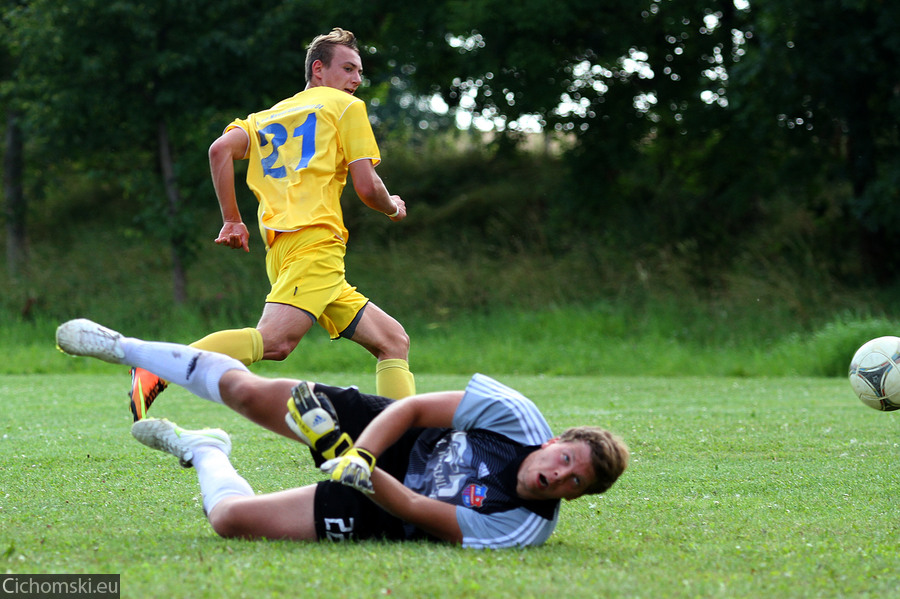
[320,447,376,494]
[285,381,353,460]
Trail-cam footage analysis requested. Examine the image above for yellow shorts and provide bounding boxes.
[265,226,369,339]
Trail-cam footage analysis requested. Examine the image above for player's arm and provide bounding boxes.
[369,469,463,544]
[348,159,407,222]
[352,391,463,457]
[209,127,251,251]
[321,390,465,543]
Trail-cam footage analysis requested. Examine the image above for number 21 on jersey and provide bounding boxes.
[259,113,317,179]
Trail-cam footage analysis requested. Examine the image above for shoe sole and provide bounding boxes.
[55,318,125,363]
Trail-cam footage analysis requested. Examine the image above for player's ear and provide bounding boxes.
[541,436,561,448]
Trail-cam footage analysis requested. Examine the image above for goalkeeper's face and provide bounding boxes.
[515,438,597,501]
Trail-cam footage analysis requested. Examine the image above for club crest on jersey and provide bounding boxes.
[462,484,487,508]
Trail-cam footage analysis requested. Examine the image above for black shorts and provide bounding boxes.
[310,384,424,542]
[313,480,408,541]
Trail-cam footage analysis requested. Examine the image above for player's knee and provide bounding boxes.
[256,320,307,361]
[262,337,300,361]
[267,345,294,361]
[220,374,269,416]
[207,502,244,538]
[381,324,410,358]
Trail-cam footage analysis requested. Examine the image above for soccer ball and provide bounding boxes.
[848,336,900,411]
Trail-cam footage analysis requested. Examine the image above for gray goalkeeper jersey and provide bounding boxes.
[403,374,559,548]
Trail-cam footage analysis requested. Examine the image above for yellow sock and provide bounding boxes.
[375,358,415,399]
[189,328,264,366]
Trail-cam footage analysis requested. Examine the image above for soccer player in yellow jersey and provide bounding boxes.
[128,28,414,420]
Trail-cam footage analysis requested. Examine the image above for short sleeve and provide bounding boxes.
[337,99,381,167]
[452,374,553,446]
[456,504,559,549]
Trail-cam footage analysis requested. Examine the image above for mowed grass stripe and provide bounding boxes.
[1,374,897,598]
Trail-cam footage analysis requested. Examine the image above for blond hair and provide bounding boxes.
[305,28,359,83]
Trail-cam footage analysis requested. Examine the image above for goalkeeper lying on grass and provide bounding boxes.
[56,319,629,549]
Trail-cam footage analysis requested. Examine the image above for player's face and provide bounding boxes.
[317,45,363,95]
[516,439,596,501]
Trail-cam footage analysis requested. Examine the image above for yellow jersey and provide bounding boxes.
[226,86,381,248]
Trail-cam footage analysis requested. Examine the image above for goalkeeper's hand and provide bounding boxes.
[285,381,353,460]
[320,447,376,494]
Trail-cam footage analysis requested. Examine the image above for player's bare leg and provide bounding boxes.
[349,302,410,360]
[350,303,415,398]
[255,302,315,361]
[131,417,316,541]
[217,370,301,439]
[206,485,318,540]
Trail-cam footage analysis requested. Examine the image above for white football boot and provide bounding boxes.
[131,418,231,468]
[55,318,126,363]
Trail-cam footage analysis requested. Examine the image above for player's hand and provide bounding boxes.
[215,220,250,252]
[285,382,353,460]
[320,447,376,494]
[386,195,406,222]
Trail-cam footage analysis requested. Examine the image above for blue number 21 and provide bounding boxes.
[259,113,317,178]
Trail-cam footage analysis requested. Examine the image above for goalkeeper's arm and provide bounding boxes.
[350,390,464,457]
[318,390,466,543]
[369,468,463,544]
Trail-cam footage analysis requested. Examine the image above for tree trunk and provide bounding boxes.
[157,118,187,304]
[4,110,28,279]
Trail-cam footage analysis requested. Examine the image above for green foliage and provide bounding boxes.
[4,0,900,289]
[4,6,900,591]
[728,0,900,273]
[4,0,323,278]
[2,1,900,353]
[3,143,900,379]
[9,0,307,140]
[3,374,899,597]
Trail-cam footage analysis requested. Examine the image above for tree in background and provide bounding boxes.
[379,0,899,282]
[6,0,318,302]
[3,0,900,303]
[1,0,28,282]
[728,0,900,276]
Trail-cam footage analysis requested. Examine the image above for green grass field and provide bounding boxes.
[5,104,900,597]
[2,369,898,598]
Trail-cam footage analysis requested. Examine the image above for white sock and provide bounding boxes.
[120,339,248,404]
[191,445,254,515]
